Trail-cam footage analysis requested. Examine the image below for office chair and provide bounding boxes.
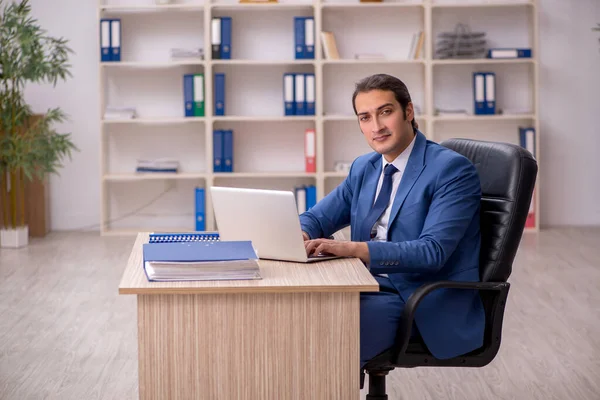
[360,138,538,399]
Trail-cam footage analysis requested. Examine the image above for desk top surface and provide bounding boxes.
[118,233,379,295]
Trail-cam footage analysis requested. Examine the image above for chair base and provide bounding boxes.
[365,368,393,400]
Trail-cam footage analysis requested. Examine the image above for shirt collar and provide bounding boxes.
[381,132,417,174]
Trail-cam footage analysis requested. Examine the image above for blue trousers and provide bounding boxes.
[360,275,409,368]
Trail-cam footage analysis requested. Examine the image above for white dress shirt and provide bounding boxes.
[371,133,417,242]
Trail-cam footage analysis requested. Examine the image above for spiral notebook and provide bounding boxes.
[149,231,220,243]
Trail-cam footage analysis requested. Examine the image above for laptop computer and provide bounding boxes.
[210,186,341,263]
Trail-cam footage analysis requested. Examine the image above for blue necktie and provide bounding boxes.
[360,163,398,242]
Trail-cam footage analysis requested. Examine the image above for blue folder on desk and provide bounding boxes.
[142,240,261,282]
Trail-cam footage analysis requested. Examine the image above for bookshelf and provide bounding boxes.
[98,0,540,235]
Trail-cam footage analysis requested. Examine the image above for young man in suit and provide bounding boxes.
[299,74,485,367]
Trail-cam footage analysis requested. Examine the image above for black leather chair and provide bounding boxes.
[360,138,538,399]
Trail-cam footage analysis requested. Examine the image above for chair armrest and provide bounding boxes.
[392,280,509,363]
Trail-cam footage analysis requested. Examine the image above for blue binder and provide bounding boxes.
[220,17,232,59]
[484,72,496,115]
[195,187,205,231]
[304,17,314,59]
[294,17,305,59]
[213,129,223,172]
[294,73,305,115]
[473,72,486,115]
[283,73,295,116]
[183,74,195,117]
[214,73,225,116]
[100,19,111,62]
[110,19,121,62]
[487,48,532,59]
[304,73,315,116]
[519,127,536,158]
[143,241,258,264]
[222,129,233,172]
[305,185,316,210]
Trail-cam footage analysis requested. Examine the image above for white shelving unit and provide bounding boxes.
[98,0,540,235]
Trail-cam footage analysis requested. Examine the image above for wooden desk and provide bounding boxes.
[119,233,379,400]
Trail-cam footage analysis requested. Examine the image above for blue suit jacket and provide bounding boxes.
[299,130,486,359]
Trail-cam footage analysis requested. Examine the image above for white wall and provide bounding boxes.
[22,0,600,231]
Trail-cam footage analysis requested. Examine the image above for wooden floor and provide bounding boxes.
[0,227,599,399]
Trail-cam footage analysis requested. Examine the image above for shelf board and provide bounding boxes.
[324,172,349,178]
[213,115,316,122]
[433,114,536,122]
[211,2,314,10]
[213,172,317,178]
[323,114,429,121]
[322,2,424,9]
[103,117,205,125]
[101,60,205,68]
[103,173,206,182]
[323,58,424,65]
[212,59,315,65]
[99,3,205,12]
[431,1,533,8]
[432,58,535,66]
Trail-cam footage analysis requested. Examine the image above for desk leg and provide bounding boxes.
[137,292,360,400]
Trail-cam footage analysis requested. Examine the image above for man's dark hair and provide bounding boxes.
[352,73,417,132]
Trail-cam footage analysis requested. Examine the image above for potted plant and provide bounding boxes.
[0,0,77,248]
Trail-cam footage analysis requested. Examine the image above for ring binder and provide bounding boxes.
[149,232,220,243]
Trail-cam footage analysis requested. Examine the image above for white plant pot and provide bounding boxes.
[0,226,29,248]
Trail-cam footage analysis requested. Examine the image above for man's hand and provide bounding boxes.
[304,238,370,263]
[302,231,310,241]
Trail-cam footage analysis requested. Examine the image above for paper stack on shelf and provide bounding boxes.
[136,158,180,173]
[435,23,487,59]
[142,240,262,282]
[104,106,137,120]
[170,47,204,61]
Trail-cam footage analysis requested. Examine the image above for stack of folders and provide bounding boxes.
[143,235,261,282]
[104,106,137,120]
[171,47,204,61]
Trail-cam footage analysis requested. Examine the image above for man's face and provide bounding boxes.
[355,89,415,162]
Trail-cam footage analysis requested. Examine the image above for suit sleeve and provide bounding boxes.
[367,155,481,274]
[299,162,355,239]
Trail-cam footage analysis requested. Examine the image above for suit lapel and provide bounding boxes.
[387,131,427,231]
[356,153,382,226]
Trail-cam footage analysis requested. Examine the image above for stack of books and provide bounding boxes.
[136,158,180,173]
[104,106,137,120]
[143,234,261,282]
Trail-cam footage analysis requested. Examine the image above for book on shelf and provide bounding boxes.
[408,31,424,60]
[487,48,532,59]
[518,126,536,228]
[142,240,262,282]
[321,31,340,60]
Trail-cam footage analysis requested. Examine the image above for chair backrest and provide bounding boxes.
[440,138,538,282]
